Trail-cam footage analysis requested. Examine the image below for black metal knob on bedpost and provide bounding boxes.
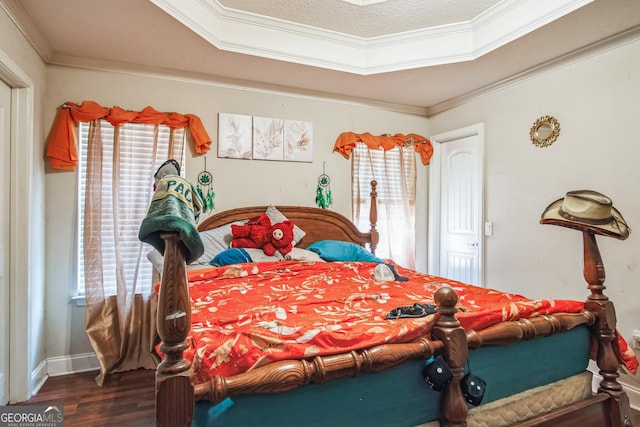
[433,286,468,427]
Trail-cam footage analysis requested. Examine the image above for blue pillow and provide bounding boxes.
[306,240,382,263]
[210,248,252,266]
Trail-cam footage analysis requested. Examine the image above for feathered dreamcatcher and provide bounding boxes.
[315,162,332,209]
[196,157,215,213]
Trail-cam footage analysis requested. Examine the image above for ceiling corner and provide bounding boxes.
[0,0,53,62]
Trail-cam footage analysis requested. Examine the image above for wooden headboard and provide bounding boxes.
[196,181,380,253]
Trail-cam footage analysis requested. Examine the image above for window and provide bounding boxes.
[352,143,416,269]
[76,121,185,297]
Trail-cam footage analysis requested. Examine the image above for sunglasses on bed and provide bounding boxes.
[385,303,438,319]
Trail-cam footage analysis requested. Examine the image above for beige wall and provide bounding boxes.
[5,2,639,399]
[0,5,47,400]
[430,36,640,385]
[43,65,430,359]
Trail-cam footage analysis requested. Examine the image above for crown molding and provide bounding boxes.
[151,0,593,75]
[338,0,390,5]
[471,0,591,57]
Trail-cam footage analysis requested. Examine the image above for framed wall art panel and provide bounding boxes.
[284,120,313,162]
[218,113,253,159]
[253,116,284,161]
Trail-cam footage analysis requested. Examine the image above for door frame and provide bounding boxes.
[428,122,485,286]
[0,67,9,406]
[0,47,34,403]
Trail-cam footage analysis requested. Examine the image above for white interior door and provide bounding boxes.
[0,78,10,405]
[428,123,484,286]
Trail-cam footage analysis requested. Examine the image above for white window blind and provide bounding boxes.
[352,143,416,266]
[76,121,185,297]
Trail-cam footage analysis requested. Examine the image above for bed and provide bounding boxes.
[149,182,637,427]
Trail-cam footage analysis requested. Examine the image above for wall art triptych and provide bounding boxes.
[217,113,313,162]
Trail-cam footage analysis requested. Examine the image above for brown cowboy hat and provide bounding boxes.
[540,190,629,240]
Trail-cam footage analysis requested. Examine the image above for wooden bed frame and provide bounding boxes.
[153,181,634,427]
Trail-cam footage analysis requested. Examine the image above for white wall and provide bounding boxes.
[43,65,430,359]
[429,36,640,385]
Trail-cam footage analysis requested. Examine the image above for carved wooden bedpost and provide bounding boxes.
[581,231,632,427]
[156,232,194,427]
[433,286,468,427]
[369,180,379,254]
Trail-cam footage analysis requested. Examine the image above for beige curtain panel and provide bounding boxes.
[83,120,185,385]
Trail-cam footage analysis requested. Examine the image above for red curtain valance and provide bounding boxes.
[333,132,433,165]
[45,100,212,170]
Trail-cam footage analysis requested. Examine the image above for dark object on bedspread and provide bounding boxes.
[139,175,204,263]
[385,303,437,319]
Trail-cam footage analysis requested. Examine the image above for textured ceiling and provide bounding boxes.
[218,0,502,37]
[4,0,640,114]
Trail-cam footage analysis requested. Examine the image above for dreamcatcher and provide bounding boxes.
[196,157,215,213]
[315,162,332,209]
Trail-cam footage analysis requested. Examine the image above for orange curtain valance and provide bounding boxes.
[46,100,212,170]
[333,132,434,165]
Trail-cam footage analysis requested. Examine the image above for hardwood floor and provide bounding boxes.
[12,369,640,426]
[14,369,155,427]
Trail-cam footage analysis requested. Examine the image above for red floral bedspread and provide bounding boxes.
[170,260,637,385]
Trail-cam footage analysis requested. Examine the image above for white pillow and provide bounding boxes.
[146,248,213,273]
[191,221,244,266]
[265,205,306,245]
[284,247,326,262]
[244,248,284,262]
[147,249,164,272]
